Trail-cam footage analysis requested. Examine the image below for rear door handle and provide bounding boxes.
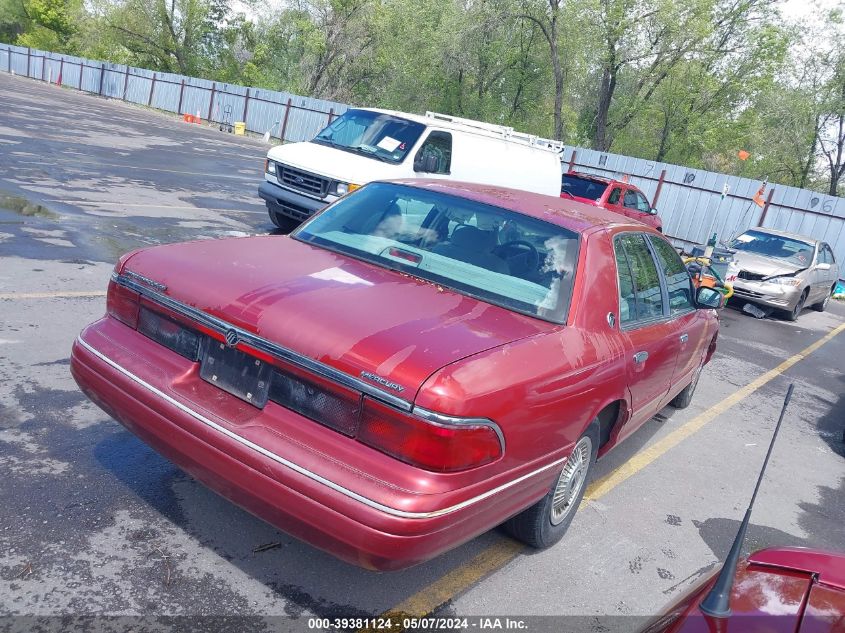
[633,351,649,364]
[679,333,689,343]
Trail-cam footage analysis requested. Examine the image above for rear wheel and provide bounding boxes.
[783,288,809,321]
[811,284,835,312]
[503,426,597,549]
[269,209,300,233]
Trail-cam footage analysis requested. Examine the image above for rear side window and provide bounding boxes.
[614,241,637,324]
[649,236,694,314]
[414,131,452,174]
[614,234,665,323]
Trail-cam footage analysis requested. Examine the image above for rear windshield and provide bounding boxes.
[729,230,815,266]
[311,109,425,165]
[294,183,580,323]
[561,174,607,201]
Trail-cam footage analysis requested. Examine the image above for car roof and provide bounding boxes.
[741,227,820,245]
[383,179,650,234]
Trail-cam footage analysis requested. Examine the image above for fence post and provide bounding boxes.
[243,88,251,123]
[122,66,129,100]
[98,63,106,95]
[177,78,186,114]
[58,58,64,85]
[26,47,31,77]
[279,98,293,142]
[756,188,776,227]
[652,169,668,207]
[6,46,10,73]
[207,82,216,121]
[148,73,157,106]
[328,108,334,124]
[78,62,83,90]
[567,150,577,172]
[41,54,46,81]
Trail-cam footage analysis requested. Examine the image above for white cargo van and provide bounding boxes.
[258,109,563,230]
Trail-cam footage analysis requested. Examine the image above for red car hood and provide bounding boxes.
[120,236,552,397]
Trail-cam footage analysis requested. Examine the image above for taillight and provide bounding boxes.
[107,280,139,328]
[357,398,502,472]
[137,306,201,361]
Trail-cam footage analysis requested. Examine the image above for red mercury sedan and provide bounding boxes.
[70,181,722,570]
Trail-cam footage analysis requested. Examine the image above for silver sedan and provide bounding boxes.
[727,228,840,321]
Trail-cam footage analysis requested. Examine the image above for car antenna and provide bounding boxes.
[699,383,794,618]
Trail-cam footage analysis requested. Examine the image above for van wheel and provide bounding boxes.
[269,209,300,234]
[811,285,835,312]
[503,426,597,549]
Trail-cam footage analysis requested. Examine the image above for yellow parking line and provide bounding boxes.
[380,320,845,622]
[0,291,107,300]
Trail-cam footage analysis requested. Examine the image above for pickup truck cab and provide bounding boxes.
[259,109,564,231]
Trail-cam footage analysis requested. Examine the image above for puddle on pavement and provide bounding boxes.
[0,190,58,219]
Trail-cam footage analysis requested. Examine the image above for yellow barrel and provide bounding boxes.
[234,121,246,135]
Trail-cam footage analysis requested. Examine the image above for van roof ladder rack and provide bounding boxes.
[424,111,564,154]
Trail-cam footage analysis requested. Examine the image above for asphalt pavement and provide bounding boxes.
[1,72,844,632]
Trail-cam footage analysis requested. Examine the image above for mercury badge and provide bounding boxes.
[224,329,239,348]
[360,371,405,393]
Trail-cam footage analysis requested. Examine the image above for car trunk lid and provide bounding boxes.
[120,235,553,398]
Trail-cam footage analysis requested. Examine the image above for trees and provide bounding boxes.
[815,22,845,196]
[95,0,232,75]
[2,0,83,52]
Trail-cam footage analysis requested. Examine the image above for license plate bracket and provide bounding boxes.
[200,340,272,408]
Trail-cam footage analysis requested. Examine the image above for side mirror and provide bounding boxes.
[649,207,658,215]
[816,262,831,271]
[696,286,725,309]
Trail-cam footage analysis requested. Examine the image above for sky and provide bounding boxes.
[780,0,843,21]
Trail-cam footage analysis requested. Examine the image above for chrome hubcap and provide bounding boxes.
[550,436,592,525]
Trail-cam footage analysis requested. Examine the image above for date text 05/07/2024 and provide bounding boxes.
[306,617,529,631]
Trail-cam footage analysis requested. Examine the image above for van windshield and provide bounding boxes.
[312,109,425,164]
[294,183,580,323]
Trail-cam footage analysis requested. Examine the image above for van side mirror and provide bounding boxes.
[816,262,831,271]
[696,286,725,309]
[649,207,658,215]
